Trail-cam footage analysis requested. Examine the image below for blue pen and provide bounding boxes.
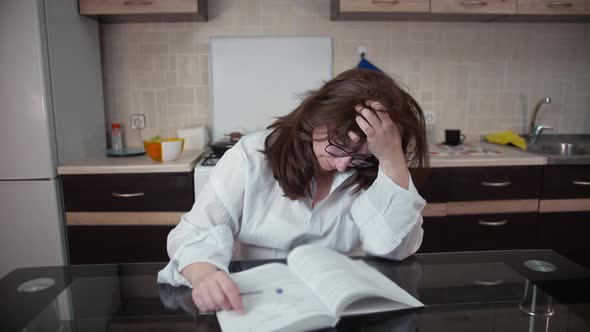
[240,288,283,295]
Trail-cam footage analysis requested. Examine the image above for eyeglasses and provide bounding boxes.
[324,139,378,168]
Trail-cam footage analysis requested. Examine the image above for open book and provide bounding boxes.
[216,245,423,332]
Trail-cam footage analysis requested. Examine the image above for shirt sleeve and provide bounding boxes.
[350,167,427,260]
[157,144,246,287]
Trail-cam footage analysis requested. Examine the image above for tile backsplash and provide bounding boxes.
[100,0,590,147]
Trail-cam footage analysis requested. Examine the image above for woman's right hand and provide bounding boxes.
[191,270,244,314]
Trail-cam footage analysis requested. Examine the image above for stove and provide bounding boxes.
[200,152,221,166]
[194,151,219,199]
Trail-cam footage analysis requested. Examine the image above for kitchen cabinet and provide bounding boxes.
[537,165,590,268]
[419,217,449,253]
[539,165,590,200]
[447,166,542,202]
[331,0,431,21]
[62,172,194,264]
[331,0,590,22]
[62,173,194,212]
[338,0,430,13]
[410,168,449,203]
[78,0,208,22]
[420,213,539,253]
[442,213,538,252]
[538,164,590,217]
[538,212,590,251]
[517,0,590,15]
[538,211,590,268]
[68,225,173,264]
[500,0,590,22]
[431,0,517,15]
[415,166,542,253]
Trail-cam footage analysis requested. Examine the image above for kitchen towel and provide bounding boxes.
[484,130,527,151]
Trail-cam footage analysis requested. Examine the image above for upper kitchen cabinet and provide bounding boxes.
[508,0,590,22]
[331,0,590,22]
[79,0,208,23]
[431,0,517,15]
[517,0,590,14]
[331,0,430,20]
[339,0,430,13]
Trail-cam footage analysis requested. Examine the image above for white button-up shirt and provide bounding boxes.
[158,131,426,287]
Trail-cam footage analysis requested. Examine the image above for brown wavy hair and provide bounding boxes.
[262,68,427,200]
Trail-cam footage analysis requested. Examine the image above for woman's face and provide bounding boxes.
[312,126,369,173]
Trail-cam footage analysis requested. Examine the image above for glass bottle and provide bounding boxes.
[111,123,123,152]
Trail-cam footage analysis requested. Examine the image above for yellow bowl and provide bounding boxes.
[143,138,185,162]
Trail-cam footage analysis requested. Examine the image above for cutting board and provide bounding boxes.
[209,36,333,141]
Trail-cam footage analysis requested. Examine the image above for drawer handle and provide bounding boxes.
[461,1,488,7]
[112,192,145,198]
[572,180,590,186]
[546,2,573,9]
[478,220,508,227]
[123,0,153,5]
[371,0,400,5]
[474,279,503,286]
[480,180,511,187]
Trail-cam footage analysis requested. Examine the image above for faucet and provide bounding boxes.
[529,97,553,143]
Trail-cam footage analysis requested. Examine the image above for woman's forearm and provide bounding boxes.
[181,262,218,286]
[379,149,410,190]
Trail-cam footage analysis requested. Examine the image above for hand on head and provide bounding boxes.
[354,100,402,164]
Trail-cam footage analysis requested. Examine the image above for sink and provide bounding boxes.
[486,134,590,165]
[527,142,590,156]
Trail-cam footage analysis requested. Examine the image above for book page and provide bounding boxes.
[216,263,335,332]
[287,245,423,316]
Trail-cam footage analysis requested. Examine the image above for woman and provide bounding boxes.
[158,68,428,314]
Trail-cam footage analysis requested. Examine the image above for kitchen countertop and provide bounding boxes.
[2,250,589,332]
[57,142,546,175]
[57,149,205,174]
[429,141,546,168]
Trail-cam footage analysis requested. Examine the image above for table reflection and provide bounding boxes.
[7,250,590,332]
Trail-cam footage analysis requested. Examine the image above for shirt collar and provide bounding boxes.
[330,169,356,194]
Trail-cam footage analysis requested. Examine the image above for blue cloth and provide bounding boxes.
[357,56,383,72]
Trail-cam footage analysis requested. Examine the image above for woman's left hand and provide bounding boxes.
[354,100,402,164]
[354,100,409,189]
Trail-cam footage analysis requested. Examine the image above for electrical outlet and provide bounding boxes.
[357,45,367,55]
[131,114,145,129]
[424,111,435,125]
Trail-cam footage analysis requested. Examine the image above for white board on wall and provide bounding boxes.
[209,36,332,141]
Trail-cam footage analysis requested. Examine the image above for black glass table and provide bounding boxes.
[2,250,589,332]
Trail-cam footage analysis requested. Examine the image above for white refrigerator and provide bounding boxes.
[0,0,106,278]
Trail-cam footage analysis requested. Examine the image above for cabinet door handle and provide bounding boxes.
[461,1,488,7]
[480,180,511,187]
[123,0,153,5]
[478,220,508,226]
[572,180,590,186]
[112,192,145,198]
[545,2,573,9]
[371,0,400,5]
[474,279,503,286]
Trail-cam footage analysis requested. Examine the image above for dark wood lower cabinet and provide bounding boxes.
[420,213,538,253]
[538,211,590,269]
[62,173,194,212]
[418,216,448,253]
[67,225,174,265]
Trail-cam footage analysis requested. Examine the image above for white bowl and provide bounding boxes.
[161,139,184,161]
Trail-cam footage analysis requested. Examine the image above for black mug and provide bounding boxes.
[445,129,465,146]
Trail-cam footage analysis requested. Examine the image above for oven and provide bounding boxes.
[193,151,218,199]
